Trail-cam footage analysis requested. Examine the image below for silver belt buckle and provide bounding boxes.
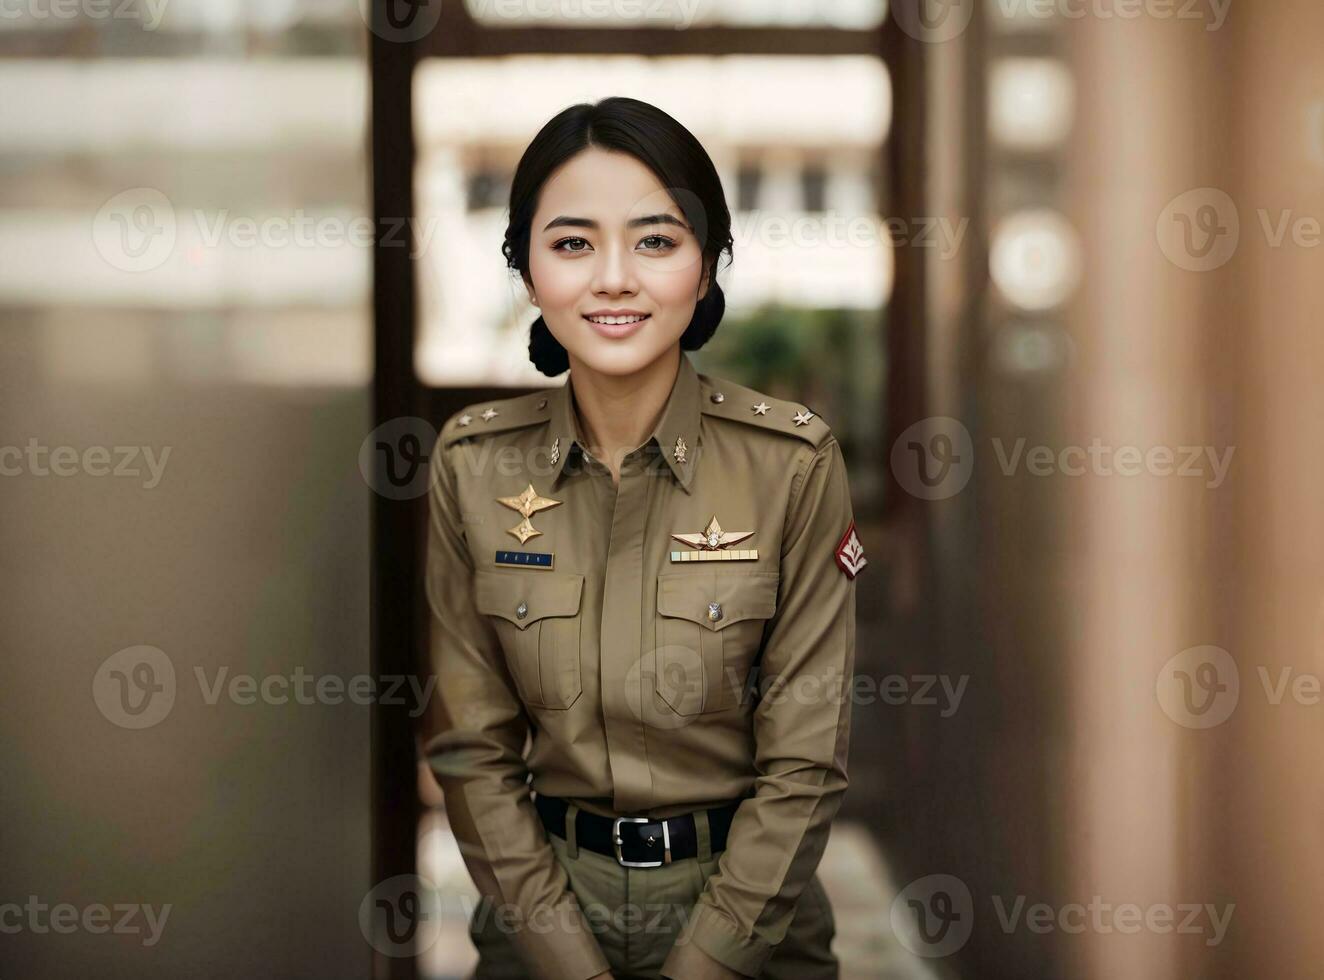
[613,816,670,868]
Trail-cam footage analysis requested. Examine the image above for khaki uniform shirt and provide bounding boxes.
[421,351,865,979]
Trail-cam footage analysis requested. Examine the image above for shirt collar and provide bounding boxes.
[545,351,701,493]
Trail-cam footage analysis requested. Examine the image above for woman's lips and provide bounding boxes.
[583,313,650,339]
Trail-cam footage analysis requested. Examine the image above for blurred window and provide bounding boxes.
[0,0,371,386]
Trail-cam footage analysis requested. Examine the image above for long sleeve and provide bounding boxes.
[418,436,610,980]
[661,437,859,979]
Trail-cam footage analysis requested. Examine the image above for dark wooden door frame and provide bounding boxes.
[368,5,422,979]
[369,6,926,977]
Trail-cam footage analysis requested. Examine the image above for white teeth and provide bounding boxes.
[586,314,647,325]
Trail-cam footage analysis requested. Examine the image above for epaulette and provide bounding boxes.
[439,388,553,448]
[696,372,833,450]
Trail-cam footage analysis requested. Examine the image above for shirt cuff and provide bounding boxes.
[515,893,612,980]
[660,903,771,978]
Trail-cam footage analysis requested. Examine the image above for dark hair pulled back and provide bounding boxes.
[502,96,734,377]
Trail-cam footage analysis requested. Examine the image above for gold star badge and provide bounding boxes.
[496,483,563,544]
[669,515,758,562]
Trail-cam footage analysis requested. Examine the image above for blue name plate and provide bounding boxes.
[494,550,554,569]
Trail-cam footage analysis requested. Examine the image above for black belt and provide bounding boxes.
[534,792,742,868]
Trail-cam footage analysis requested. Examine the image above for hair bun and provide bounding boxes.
[680,281,724,351]
[528,315,571,377]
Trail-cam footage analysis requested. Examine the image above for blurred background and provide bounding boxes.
[2,0,1321,977]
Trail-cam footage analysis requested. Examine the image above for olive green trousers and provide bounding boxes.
[468,807,838,980]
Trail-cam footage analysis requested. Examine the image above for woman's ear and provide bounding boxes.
[523,275,538,306]
[696,258,713,301]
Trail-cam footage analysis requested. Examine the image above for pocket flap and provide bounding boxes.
[474,569,584,629]
[656,570,779,631]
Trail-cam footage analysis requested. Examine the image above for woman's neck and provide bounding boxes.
[568,347,681,484]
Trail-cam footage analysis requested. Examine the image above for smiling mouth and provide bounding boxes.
[583,313,651,325]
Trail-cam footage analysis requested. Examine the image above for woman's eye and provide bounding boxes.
[552,237,591,253]
[551,235,675,253]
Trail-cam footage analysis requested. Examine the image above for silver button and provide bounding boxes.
[516,601,528,620]
[707,601,723,622]
[710,391,725,403]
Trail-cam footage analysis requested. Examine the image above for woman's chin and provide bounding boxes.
[564,332,680,378]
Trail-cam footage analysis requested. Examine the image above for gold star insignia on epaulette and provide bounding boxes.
[496,483,563,544]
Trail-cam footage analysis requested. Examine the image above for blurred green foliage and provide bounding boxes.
[691,303,885,463]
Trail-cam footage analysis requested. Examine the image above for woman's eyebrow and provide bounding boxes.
[541,213,689,232]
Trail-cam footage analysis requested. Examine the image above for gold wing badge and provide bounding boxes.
[670,515,758,563]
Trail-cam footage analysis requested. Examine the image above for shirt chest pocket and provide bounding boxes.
[474,570,584,710]
[655,570,779,715]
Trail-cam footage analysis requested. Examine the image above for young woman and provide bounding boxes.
[422,96,866,980]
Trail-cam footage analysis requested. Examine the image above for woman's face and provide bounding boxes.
[526,146,710,377]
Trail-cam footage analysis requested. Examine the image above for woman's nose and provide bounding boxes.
[590,242,636,295]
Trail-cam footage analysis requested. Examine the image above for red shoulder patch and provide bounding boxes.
[834,519,867,579]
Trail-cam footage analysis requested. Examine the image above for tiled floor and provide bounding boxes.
[816,822,941,980]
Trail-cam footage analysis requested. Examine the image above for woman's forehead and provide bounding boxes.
[537,150,677,217]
